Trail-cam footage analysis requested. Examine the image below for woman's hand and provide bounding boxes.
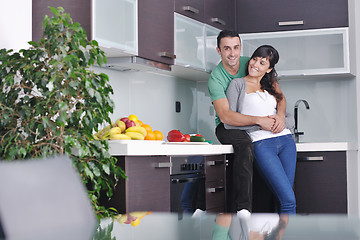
[269,114,285,133]
[257,116,275,131]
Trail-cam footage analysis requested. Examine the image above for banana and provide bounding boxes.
[109,127,122,135]
[125,132,145,140]
[110,133,131,140]
[125,126,147,137]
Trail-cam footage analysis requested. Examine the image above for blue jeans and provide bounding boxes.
[253,134,297,214]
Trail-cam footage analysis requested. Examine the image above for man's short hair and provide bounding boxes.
[217,30,241,49]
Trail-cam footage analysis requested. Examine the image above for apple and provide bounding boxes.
[125,120,136,129]
[120,117,129,123]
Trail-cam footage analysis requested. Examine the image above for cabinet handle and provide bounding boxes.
[211,18,226,26]
[159,52,176,59]
[208,186,224,193]
[171,176,205,183]
[182,5,200,14]
[208,160,224,166]
[154,162,172,168]
[278,20,304,26]
[297,156,324,161]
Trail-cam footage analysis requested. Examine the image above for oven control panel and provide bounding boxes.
[170,156,205,175]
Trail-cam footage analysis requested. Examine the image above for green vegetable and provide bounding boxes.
[190,136,206,142]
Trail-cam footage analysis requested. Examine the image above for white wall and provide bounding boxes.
[0,1,32,51]
[91,67,199,138]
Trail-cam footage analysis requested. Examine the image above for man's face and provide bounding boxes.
[217,37,241,68]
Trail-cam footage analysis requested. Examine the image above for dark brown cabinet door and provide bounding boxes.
[138,0,175,65]
[205,155,226,212]
[32,0,91,42]
[175,0,205,22]
[105,156,171,213]
[204,0,236,31]
[237,0,348,33]
[294,151,347,214]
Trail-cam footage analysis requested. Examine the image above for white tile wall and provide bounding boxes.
[91,67,198,138]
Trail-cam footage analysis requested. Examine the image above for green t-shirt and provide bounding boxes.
[208,56,250,126]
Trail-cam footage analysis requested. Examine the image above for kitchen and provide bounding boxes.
[1,0,360,238]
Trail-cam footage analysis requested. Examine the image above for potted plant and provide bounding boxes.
[0,7,124,219]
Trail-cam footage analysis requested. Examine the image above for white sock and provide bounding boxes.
[237,209,251,218]
[192,209,206,218]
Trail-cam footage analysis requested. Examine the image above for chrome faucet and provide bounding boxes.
[294,99,310,143]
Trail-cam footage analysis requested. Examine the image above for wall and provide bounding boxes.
[197,76,357,144]
[0,1,32,51]
[91,67,199,138]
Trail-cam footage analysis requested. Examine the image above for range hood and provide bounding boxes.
[102,56,172,72]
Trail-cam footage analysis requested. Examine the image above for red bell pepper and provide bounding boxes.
[184,134,191,142]
[167,130,185,142]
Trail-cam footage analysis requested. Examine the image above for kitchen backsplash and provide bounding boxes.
[93,67,356,144]
[91,67,198,138]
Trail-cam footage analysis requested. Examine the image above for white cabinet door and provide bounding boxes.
[240,27,351,78]
[205,25,221,72]
[92,0,138,57]
[175,13,206,71]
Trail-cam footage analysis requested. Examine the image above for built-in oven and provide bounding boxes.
[170,156,206,215]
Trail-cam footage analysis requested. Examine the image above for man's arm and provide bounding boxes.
[213,98,275,131]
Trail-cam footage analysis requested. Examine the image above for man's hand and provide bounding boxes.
[269,114,285,133]
[257,116,275,131]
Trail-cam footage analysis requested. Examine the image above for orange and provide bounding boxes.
[137,120,144,126]
[153,130,163,141]
[144,131,156,140]
[142,124,152,133]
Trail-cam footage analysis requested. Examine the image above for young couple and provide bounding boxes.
[208,30,297,217]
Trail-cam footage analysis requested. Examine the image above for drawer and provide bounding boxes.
[205,155,225,182]
[205,181,225,210]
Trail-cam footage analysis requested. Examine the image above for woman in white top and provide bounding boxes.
[225,45,297,214]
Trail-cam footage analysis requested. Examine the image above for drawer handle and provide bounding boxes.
[211,18,226,26]
[154,162,172,168]
[208,186,224,193]
[159,52,176,59]
[278,20,304,26]
[297,156,324,161]
[208,160,224,166]
[182,6,200,14]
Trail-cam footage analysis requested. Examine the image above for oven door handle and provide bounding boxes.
[171,176,205,184]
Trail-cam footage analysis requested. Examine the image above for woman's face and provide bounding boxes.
[248,56,272,78]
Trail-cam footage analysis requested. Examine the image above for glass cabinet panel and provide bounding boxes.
[205,25,221,72]
[240,27,350,77]
[92,0,138,56]
[175,13,205,71]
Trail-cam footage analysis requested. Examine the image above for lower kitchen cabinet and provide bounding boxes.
[294,151,347,214]
[205,155,226,212]
[102,156,171,213]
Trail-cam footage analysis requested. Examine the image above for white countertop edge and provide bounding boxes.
[109,143,233,156]
[108,141,355,156]
[296,142,355,152]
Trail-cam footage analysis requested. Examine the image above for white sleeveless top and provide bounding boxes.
[241,90,291,142]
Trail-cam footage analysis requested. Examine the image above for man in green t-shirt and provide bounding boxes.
[208,30,286,217]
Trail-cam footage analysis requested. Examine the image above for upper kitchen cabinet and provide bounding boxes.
[32,0,92,42]
[236,0,348,33]
[92,0,137,57]
[173,13,221,80]
[137,0,175,65]
[175,0,235,30]
[241,27,352,78]
[93,0,175,65]
[204,0,236,31]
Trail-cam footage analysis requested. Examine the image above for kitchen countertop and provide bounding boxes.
[108,140,354,156]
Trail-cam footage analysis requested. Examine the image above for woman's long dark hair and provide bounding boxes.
[247,45,283,102]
